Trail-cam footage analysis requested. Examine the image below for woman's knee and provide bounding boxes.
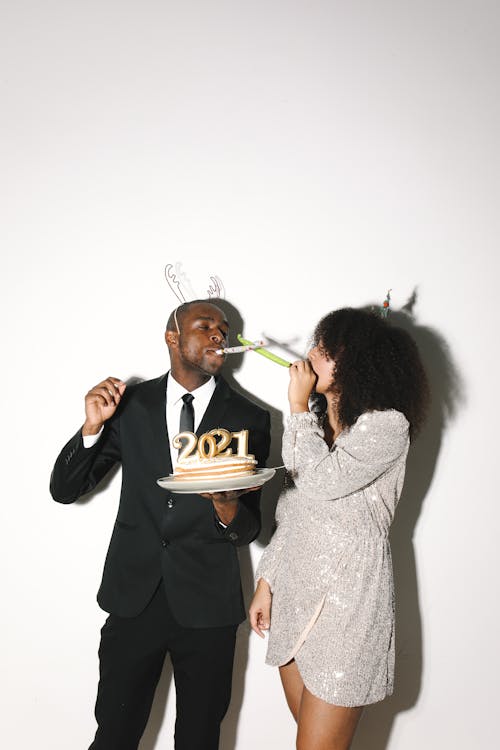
[296,690,362,750]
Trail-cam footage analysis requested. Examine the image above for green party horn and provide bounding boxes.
[237,334,291,368]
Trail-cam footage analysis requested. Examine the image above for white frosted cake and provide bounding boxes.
[173,454,257,482]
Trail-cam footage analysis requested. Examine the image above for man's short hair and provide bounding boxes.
[166,299,216,333]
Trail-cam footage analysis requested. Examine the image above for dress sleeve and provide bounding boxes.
[254,479,293,592]
[282,409,409,501]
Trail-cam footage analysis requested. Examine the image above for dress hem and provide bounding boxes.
[264,656,393,707]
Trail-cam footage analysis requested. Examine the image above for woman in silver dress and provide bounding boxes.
[249,307,428,750]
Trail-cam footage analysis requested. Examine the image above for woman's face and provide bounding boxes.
[307,342,336,394]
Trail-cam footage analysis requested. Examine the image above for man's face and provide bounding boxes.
[171,303,229,377]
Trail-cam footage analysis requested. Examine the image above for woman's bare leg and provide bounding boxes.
[279,660,363,749]
[279,660,304,722]
[297,687,362,750]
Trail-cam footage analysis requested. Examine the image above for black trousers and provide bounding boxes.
[88,583,238,750]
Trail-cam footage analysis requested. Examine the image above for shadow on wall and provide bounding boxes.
[139,297,285,750]
[352,291,464,750]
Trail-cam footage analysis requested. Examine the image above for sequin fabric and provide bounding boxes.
[255,409,410,706]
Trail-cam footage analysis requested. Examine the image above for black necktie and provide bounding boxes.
[179,393,195,434]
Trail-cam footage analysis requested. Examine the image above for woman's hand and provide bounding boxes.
[249,578,272,638]
[288,359,317,413]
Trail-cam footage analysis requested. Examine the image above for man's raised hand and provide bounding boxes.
[82,377,126,436]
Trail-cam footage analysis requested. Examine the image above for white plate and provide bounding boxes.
[157,467,276,494]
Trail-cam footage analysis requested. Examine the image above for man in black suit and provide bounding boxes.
[50,300,271,750]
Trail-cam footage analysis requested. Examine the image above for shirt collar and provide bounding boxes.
[166,372,216,407]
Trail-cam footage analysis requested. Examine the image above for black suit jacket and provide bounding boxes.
[50,374,271,628]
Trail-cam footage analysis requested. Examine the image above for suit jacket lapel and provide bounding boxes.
[140,373,173,477]
[196,377,232,436]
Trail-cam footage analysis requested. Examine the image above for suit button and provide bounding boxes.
[228,532,238,541]
[161,539,169,547]
[167,498,175,509]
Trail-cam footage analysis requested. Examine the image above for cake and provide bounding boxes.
[172,428,257,482]
[173,453,257,482]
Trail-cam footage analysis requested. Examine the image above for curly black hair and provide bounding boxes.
[313,308,429,439]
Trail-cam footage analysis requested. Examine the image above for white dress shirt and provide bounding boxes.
[166,373,216,464]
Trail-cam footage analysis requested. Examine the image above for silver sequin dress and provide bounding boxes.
[255,409,410,706]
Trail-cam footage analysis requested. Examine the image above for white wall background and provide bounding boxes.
[2,1,499,748]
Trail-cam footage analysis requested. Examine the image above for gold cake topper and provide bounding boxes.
[173,428,254,463]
